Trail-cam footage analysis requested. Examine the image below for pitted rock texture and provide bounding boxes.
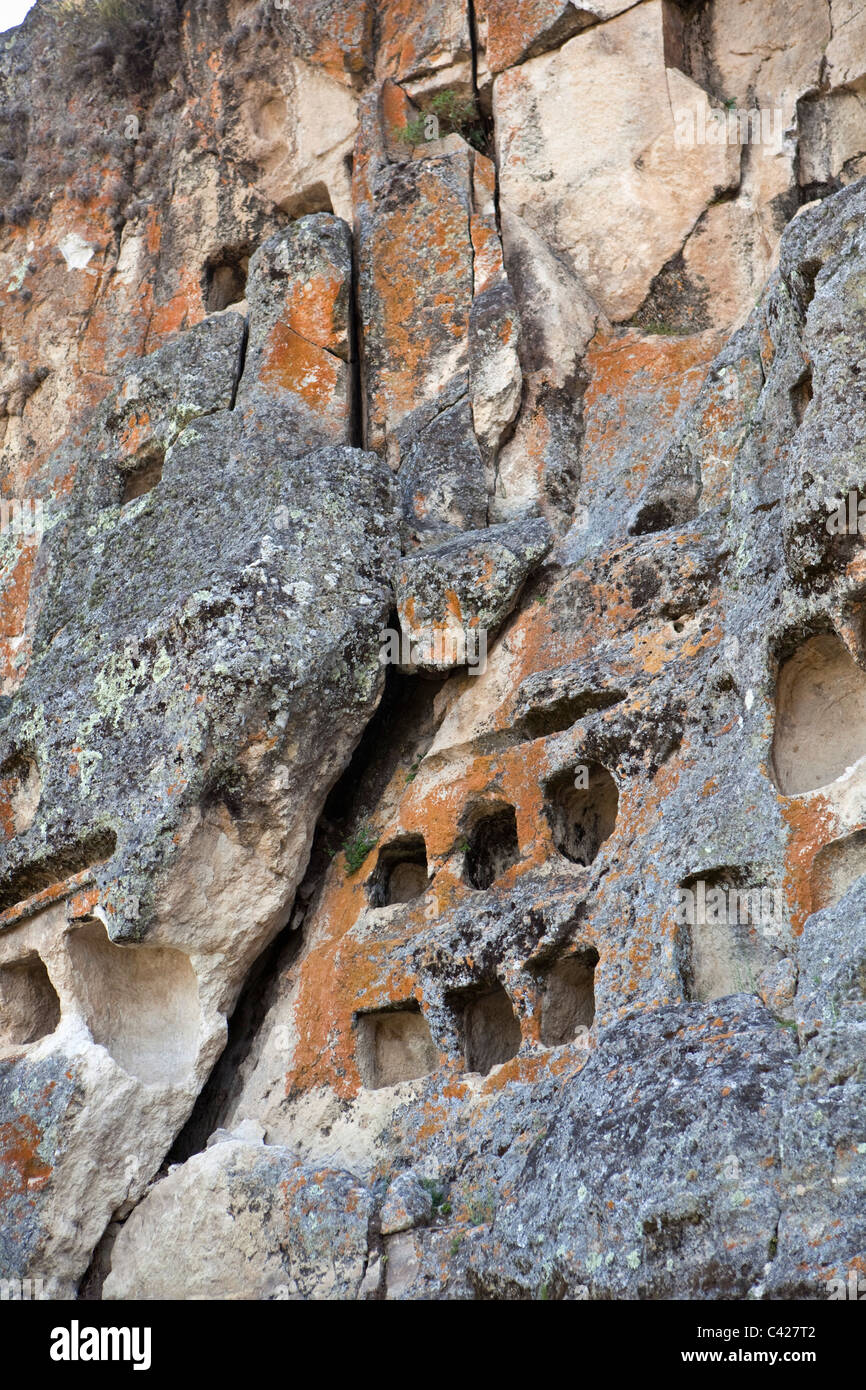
[394,517,552,672]
[2,0,866,1303]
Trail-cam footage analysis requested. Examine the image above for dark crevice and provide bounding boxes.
[202,244,251,312]
[463,804,520,889]
[790,368,813,426]
[0,829,117,913]
[169,665,446,1158]
[229,314,249,410]
[424,684,627,761]
[513,687,627,741]
[448,980,521,1074]
[348,235,364,449]
[324,661,446,832]
[166,915,304,1164]
[121,443,165,502]
[367,833,428,906]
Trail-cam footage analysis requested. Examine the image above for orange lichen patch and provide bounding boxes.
[145,266,205,350]
[376,0,466,83]
[759,320,776,375]
[284,730,576,1101]
[145,206,162,257]
[470,213,503,297]
[380,77,415,148]
[629,613,722,678]
[0,770,18,842]
[501,742,550,851]
[67,884,100,920]
[0,866,101,932]
[259,321,343,415]
[844,549,866,591]
[0,1113,52,1205]
[0,541,37,643]
[283,865,384,1097]
[401,754,494,857]
[780,793,840,935]
[368,162,472,434]
[118,410,152,459]
[480,1047,588,1094]
[469,154,510,296]
[476,0,577,73]
[472,152,496,211]
[479,600,563,731]
[291,0,370,80]
[284,270,346,354]
[0,540,38,690]
[443,588,463,622]
[581,327,723,502]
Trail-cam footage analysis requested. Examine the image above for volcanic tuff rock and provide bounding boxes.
[1,0,866,1301]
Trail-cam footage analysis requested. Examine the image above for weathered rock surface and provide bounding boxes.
[0,222,397,1291]
[237,214,355,445]
[2,0,866,1305]
[103,1141,373,1300]
[394,517,552,672]
[494,3,741,322]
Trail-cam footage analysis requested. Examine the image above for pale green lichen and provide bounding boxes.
[152,648,171,683]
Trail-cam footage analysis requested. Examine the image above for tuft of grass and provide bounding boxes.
[641,321,680,337]
[463,1183,497,1226]
[405,756,422,785]
[341,824,378,875]
[398,114,430,146]
[395,87,486,152]
[419,1177,451,1216]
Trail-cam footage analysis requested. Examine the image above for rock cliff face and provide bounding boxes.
[1,0,865,1300]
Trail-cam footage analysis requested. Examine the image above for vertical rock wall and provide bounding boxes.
[1,0,865,1300]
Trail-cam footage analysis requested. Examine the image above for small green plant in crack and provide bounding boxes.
[641,320,680,337]
[398,114,432,146]
[405,756,423,785]
[419,1176,451,1217]
[449,1234,463,1256]
[463,1182,497,1226]
[396,88,486,152]
[341,824,378,875]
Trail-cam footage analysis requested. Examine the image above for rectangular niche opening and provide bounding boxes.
[678,869,785,1003]
[0,953,60,1046]
[368,834,428,906]
[355,1002,438,1089]
[539,949,598,1046]
[121,445,165,504]
[450,983,521,1076]
[463,804,520,889]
